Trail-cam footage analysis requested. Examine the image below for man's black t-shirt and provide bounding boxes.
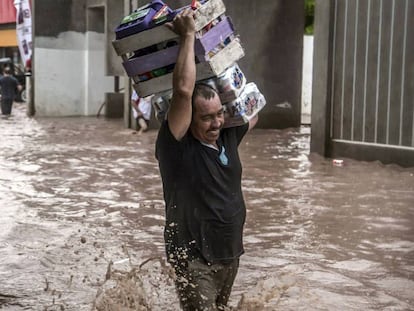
[156,121,249,263]
[0,75,18,100]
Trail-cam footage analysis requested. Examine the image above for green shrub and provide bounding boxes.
[304,0,315,35]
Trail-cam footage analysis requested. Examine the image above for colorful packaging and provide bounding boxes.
[215,63,246,103]
[152,90,172,122]
[223,82,266,128]
[151,82,266,128]
[198,63,246,103]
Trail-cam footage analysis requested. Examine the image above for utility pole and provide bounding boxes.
[26,0,35,116]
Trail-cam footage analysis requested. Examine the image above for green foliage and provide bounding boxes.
[304,0,315,35]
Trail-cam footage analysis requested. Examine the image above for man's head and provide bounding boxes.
[3,67,11,75]
[190,83,224,145]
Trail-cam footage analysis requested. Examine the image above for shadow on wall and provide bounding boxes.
[259,1,304,129]
[104,93,124,118]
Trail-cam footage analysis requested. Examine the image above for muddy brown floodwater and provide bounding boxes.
[1,103,413,311]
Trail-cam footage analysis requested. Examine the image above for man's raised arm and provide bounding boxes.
[166,9,196,141]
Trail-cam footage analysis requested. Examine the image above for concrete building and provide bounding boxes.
[32,0,304,129]
[32,0,117,117]
[7,0,414,166]
[0,2,22,69]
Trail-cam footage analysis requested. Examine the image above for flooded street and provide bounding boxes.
[1,103,413,310]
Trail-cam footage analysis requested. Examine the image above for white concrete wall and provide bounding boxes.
[34,31,113,117]
[85,31,113,116]
[301,35,313,124]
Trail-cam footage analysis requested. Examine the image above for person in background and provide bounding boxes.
[155,8,258,311]
[131,89,152,135]
[0,68,22,116]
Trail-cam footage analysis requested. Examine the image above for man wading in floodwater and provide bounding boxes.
[155,8,258,310]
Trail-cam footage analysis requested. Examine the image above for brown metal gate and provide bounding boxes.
[311,0,414,167]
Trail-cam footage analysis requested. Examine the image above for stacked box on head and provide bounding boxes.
[112,0,266,127]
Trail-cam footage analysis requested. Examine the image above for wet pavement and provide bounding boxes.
[0,103,413,311]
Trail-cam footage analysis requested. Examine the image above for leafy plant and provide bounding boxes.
[304,0,315,35]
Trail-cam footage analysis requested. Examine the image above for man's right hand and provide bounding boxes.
[166,8,196,37]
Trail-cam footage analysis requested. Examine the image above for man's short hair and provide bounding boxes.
[192,83,219,112]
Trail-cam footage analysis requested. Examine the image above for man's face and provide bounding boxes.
[190,94,224,145]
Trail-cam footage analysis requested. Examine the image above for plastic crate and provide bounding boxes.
[133,37,245,97]
[112,0,227,57]
[122,16,235,79]
[115,0,172,40]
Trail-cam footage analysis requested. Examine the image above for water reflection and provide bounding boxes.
[0,104,413,310]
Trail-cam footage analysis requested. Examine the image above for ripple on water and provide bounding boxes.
[1,107,414,310]
[328,258,383,272]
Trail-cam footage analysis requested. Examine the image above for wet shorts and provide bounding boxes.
[173,257,239,311]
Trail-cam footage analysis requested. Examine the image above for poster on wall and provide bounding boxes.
[14,0,32,69]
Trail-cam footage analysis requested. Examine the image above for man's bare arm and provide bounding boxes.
[248,114,259,132]
[166,9,196,141]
